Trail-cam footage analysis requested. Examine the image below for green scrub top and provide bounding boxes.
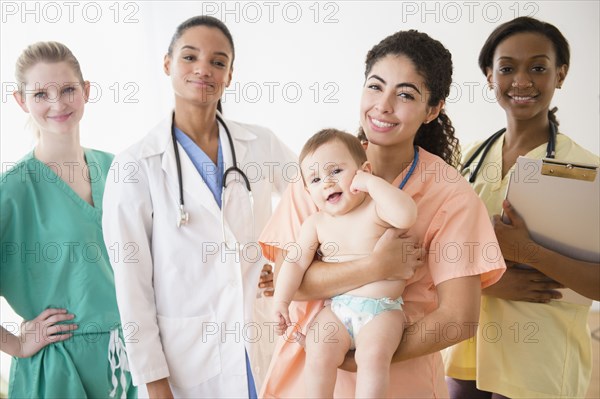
[0,149,136,398]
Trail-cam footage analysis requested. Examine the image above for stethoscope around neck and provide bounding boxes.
[171,113,254,247]
[461,121,557,183]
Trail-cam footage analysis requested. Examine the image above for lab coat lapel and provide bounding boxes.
[221,120,257,245]
[222,115,258,165]
[231,131,248,168]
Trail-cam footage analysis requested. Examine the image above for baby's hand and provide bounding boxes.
[273,301,291,336]
[350,170,372,194]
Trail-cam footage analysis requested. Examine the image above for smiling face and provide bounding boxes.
[301,140,367,216]
[164,25,233,108]
[487,32,567,123]
[360,54,442,151]
[13,61,89,137]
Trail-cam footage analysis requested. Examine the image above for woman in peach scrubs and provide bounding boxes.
[259,30,506,398]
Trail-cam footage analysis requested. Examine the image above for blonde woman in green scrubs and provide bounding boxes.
[0,42,135,398]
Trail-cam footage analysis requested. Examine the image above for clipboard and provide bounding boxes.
[503,156,599,306]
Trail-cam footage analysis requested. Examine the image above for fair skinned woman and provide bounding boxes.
[1,41,135,398]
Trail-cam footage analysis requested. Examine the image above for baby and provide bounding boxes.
[273,129,417,398]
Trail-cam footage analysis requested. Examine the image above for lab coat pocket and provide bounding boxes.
[157,313,222,389]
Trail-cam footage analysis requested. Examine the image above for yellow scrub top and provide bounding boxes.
[445,133,598,398]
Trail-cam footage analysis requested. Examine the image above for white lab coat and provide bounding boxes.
[102,112,296,397]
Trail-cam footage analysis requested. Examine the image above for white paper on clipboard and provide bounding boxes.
[503,156,599,306]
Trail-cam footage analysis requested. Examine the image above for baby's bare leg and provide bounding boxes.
[304,306,351,398]
[354,310,405,398]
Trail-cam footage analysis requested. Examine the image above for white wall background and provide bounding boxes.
[1,0,599,381]
[1,1,598,161]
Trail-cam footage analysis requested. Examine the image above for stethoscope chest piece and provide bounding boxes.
[171,113,253,233]
[177,205,189,228]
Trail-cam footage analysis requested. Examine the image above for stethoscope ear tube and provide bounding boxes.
[171,114,189,227]
[171,112,254,230]
[464,128,506,183]
[462,122,557,183]
[223,166,252,192]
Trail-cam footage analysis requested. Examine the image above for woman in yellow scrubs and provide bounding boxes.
[0,41,135,398]
[446,17,600,399]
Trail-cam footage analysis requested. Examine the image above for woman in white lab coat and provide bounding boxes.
[102,16,295,398]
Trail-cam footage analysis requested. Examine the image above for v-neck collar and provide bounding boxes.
[486,134,552,191]
[173,126,225,208]
[27,148,102,221]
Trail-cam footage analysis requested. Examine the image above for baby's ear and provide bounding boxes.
[361,161,372,174]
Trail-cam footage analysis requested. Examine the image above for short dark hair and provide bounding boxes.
[167,15,235,114]
[478,16,569,75]
[167,15,235,63]
[478,17,570,127]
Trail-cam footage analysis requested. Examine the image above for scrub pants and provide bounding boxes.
[8,330,136,398]
[446,377,511,399]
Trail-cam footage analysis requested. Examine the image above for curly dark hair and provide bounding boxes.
[479,17,570,127]
[358,30,460,167]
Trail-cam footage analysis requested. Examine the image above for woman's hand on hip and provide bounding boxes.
[18,308,77,358]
